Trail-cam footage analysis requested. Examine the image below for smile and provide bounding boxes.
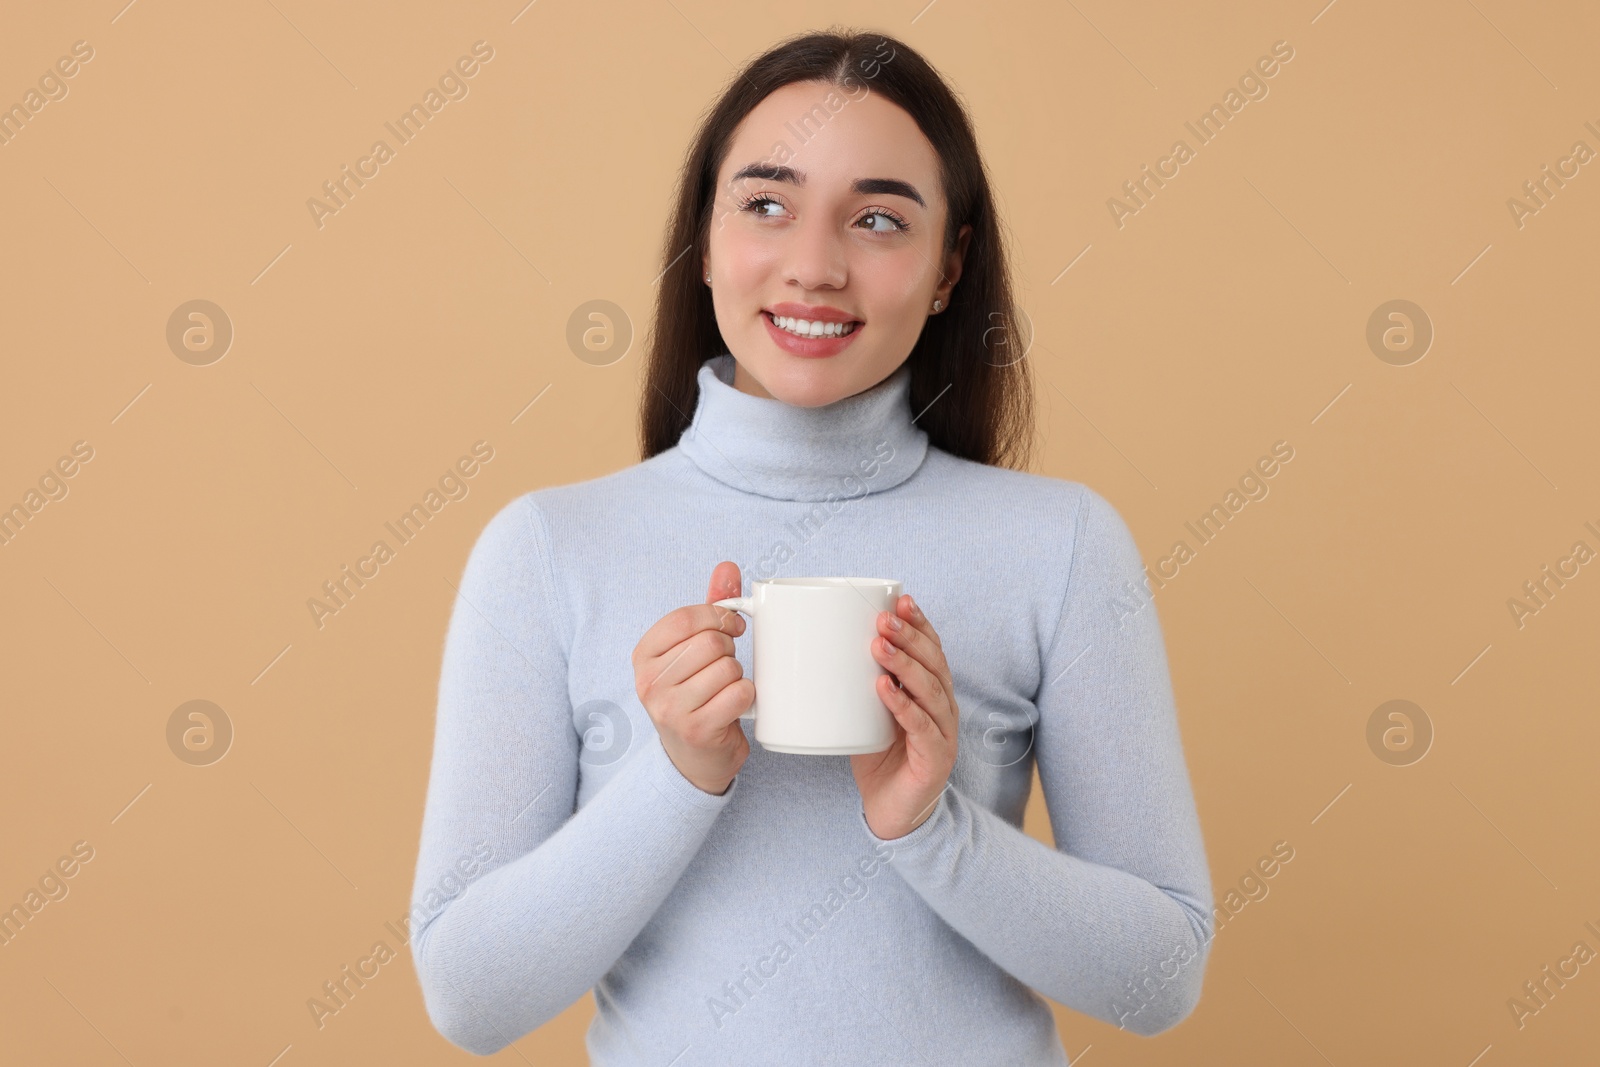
[766,312,861,339]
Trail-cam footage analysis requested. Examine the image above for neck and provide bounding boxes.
[731,359,774,399]
[676,353,930,502]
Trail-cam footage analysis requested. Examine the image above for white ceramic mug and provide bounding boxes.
[714,577,902,755]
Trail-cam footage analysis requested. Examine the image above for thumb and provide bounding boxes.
[707,560,742,605]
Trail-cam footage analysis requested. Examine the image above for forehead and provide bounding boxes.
[721,80,942,197]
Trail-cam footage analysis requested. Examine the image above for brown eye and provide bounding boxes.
[740,195,784,217]
[857,209,909,234]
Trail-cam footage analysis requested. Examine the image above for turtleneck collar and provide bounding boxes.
[676,352,930,502]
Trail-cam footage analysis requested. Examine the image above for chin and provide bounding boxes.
[751,359,858,407]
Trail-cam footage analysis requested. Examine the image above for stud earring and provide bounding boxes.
[932,299,943,312]
[705,272,711,284]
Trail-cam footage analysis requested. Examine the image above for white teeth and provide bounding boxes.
[772,314,857,338]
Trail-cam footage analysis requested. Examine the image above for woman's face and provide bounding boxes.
[704,79,972,406]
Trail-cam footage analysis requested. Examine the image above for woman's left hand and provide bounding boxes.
[851,594,958,840]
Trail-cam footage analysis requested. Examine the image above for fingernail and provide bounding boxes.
[888,615,902,630]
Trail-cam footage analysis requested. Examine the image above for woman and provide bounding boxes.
[410,28,1212,1064]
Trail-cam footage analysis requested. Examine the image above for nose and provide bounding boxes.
[783,216,847,291]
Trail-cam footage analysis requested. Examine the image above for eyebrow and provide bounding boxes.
[727,163,926,209]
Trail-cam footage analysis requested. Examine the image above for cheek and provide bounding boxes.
[720,232,782,291]
[855,256,931,332]
[862,235,937,294]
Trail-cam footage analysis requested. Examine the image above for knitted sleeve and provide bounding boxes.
[855,484,1213,1035]
[409,493,739,1055]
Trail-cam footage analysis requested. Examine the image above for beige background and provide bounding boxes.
[3,0,1597,1063]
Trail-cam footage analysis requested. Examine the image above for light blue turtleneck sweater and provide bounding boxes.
[409,353,1213,1063]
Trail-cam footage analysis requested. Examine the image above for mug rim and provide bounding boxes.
[754,576,900,589]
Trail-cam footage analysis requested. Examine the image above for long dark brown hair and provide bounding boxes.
[638,27,1035,471]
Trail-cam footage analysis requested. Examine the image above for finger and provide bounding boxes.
[657,650,747,721]
[884,598,956,740]
[896,594,941,651]
[870,633,954,741]
[706,561,745,636]
[685,676,755,739]
[637,601,744,661]
[878,608,951,690]
[877,672,939,739]
[708,561,748,638]
[643,628,736,695]
[707,560,742,606]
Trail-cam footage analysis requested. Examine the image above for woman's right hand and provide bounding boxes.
[631,561,754,795]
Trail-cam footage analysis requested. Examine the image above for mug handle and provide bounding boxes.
[712,597,756,719]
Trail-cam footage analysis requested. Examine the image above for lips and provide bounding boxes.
[764,302,861,322]
[759,308,865,358]
[765,311,860,339]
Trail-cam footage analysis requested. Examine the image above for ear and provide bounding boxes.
[938,223,974,299]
